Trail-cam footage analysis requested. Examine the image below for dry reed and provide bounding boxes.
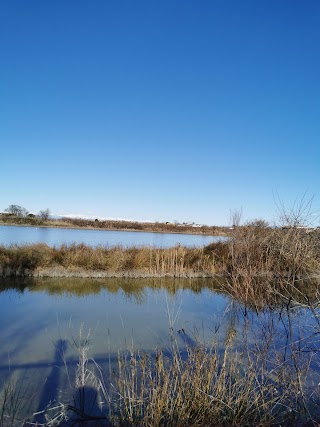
[0,244,217,278]
[42,306,320,427]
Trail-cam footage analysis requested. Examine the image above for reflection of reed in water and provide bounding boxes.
[1,275,319,311]
[2,287,320,425]
[0,276,223,298]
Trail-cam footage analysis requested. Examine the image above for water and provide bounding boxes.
[0,225,223,248]
[0,277,319,424]
[0,278,230,363]
[0,277,231,420]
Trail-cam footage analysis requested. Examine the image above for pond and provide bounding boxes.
[0,225,223,248]
[0,278,228,421]
[0,277,320,425]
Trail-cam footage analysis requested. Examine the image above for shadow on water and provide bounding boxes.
[33,339,68,424]
[32,339,114,426]
[3,276,320,425]
[0,342,190,425]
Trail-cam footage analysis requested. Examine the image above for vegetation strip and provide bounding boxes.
[0,208,228,236]
[1,225,319,280]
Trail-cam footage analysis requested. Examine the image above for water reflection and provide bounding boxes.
[0,277,231,367]
[1,277,320,424]
[0,277,231,422]
[0,276,224,299]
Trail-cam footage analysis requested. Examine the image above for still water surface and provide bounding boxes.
[0,225,222,247]
[0,278,230,417]
[0,277,318,422]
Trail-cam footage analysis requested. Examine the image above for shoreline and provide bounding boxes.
[0,221,226,237]
[1,227,318,288]
[0,243,219,278]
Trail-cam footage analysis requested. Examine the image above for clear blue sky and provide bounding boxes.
[1,1,319,225]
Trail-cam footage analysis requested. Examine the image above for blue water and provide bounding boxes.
[0,278,229,359]
[0,277,318,423]
[0,278,231,419]
[0,225,223,248]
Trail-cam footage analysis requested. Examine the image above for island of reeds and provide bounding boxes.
[1,224,319,280]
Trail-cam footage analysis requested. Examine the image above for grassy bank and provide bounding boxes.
[1,224,320,311]
[0,214,228,236]
[1,225,319,279]
[0,243,217,278]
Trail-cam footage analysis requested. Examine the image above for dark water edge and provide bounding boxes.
[0,276,223,295]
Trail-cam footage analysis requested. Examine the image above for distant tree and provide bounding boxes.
[5,204,29,217]
[38,208,50,221]
[229,208,242,228]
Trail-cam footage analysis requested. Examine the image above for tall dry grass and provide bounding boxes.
[0,373,36,427]
[2,301,320,426]
[203,225,320,308]
[109,339,284,426]
[41,303,320,427]
[0,244,217,277]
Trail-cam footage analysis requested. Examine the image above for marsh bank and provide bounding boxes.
[0,225,225,278]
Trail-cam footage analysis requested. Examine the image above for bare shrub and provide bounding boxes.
[38,209,50,221]
[275,192,318,227]
[4,205,28,218]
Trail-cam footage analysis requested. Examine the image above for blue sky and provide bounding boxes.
[1,1,319,225]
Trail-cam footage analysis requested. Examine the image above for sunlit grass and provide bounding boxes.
[0,243,217,278]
